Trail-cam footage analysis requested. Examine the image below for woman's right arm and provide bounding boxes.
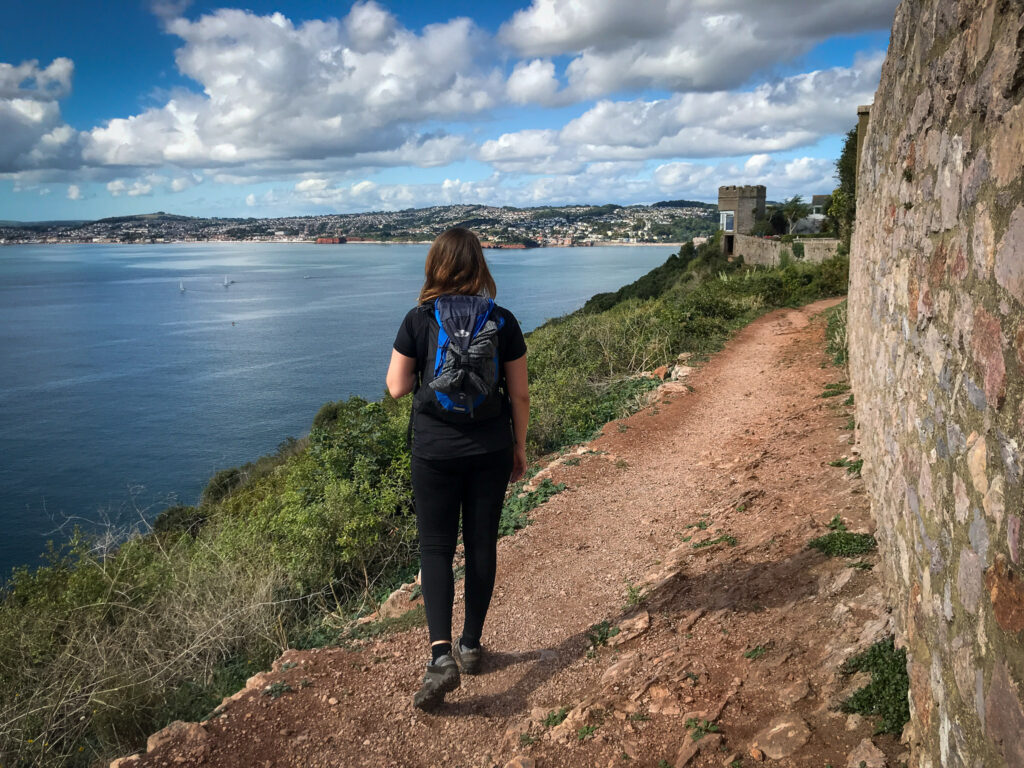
[504,354,529,481]
[386,349,417,398]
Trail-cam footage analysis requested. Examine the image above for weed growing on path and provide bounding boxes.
[577,725,598,741]
[744,645,767,660]
[542,707,569,727]
[829,457,863,477]
[519,733,537,746]
[809,516,876,557]
[624,579,646,608]
[821,382,851,398]
[341,605,427,646]
[499,479,566,537]
[685,718,720,740]
[262,681,293,699]
[692,534,738,549]
[840,637,910,734]
[587,620,621,650]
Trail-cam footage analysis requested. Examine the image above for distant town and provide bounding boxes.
[0,201,719,248]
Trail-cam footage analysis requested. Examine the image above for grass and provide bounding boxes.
[629,712,650,722]
[839,637,910,734]
[824,300,848,367]
[577,725,598,741]
[849,560,874,570]
[692,534,738,549]
[519,733,537,746]
[744,645,767,660]
[542,707,569,727]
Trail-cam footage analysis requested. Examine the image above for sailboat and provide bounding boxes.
[223,275,235,287]
[179,280,185,293]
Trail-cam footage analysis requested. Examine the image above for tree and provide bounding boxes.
[781,195,812,234]
[830,126,858,250]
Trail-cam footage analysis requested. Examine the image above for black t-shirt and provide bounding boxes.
[394,301,527,459]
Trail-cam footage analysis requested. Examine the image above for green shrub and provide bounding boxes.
[152,504,206,537]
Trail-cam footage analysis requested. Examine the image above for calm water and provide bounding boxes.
[0,242,673,575]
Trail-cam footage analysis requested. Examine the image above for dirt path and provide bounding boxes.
[131,299,901,768]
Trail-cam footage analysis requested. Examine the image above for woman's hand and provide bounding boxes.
[510,445,527,483]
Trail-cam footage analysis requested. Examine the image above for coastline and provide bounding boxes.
[2,239,690,248]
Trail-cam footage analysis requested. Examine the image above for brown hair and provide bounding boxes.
[417,227,497,304]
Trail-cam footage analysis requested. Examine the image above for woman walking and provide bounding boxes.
[386,228,529,711]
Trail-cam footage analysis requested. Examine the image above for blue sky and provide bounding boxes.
[0,0,898,221]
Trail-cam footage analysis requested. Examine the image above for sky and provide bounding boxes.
[0,0,898,221]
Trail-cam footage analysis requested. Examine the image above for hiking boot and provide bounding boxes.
[454,641,482,675]
[412,654,460,711]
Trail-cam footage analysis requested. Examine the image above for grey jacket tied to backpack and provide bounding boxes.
[429,316,499,408]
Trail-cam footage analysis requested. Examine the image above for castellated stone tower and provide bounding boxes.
[717,185,765,254]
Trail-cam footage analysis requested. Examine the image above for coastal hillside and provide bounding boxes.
[0,202,717,247]
[108,297,899,768]
[0,238,849,768]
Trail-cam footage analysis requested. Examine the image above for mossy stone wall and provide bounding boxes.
[848,1,1024,766]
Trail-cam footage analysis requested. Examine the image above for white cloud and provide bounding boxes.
[654,155,836,199]
[80,4,495,170]
[170,173,201,192]
[480,56,881,173]
[0,58,80,172]
[1,2,892,212]
[0,57,73,100]
[67,184,81,200]
[500,0,898,99]
[506,59,564,106]
[478,129,583,173]
[295,178,329,193]
[107,178,157,197]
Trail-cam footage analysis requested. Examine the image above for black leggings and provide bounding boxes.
[411,446,514,646]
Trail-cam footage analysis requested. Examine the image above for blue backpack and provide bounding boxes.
[413,294,506,421]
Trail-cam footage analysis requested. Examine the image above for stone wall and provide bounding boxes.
[733,234,840,267]
[847,1,1024,767]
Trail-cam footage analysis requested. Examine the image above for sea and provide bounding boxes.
[0,242,674,577]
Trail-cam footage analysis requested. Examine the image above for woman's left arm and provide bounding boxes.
[386,349,417,398]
